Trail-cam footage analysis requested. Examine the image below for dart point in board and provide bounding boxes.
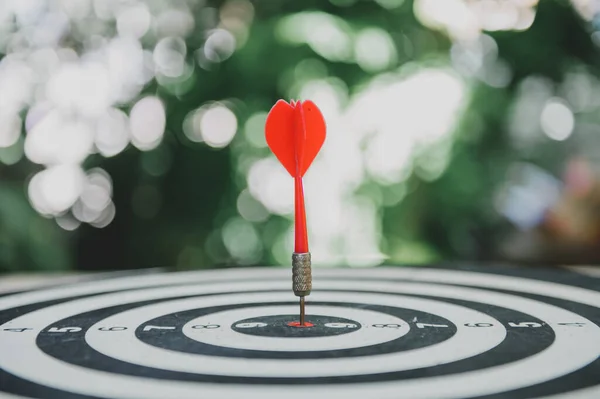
[265,99,326,326]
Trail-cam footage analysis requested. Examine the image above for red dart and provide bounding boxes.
[265,99,326,324]
[265,99,326,252]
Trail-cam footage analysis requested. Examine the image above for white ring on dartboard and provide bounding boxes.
[1,266,599,311]
[182,305,408,351]
[0,271,599,399]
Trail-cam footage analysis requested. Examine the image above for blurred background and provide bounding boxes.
[1,0,600,274]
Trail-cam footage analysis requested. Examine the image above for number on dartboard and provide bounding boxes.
[372,324,402,328]
[558,322,586,327]
[98,327,127,331]
[2,328,32,332]
[191,324,220,329]
[324,323,358,328]
[508,322,542,328]
[48,327,82,333]
[464,323,494,327]
[416,323,448,329]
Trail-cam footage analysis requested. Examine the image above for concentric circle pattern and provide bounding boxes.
[0,265,599,399]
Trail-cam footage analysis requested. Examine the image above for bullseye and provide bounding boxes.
[287,321,314,327]
[0,265,599,399]
[232,314,358,337]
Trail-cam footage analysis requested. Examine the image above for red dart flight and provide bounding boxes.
[265,99,326,252]
[265,99,326,325]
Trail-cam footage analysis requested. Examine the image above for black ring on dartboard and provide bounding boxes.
[28,289,551,384]
[0,270,598,399]
[133,301,455,359]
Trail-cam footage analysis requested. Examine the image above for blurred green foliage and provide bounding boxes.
[1,0,599,272]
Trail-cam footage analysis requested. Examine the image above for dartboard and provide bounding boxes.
[1,265,599,399]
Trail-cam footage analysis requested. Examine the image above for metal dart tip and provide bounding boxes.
[300,296,305,326]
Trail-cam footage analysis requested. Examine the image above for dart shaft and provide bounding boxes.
[293,176,309,325]
[294,177,308,253]
[292,252,312,297]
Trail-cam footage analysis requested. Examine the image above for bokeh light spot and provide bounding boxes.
[237,188,270,222]
[130,96,166,151]
[55,213,81,231]
[203,29,236,63]
[116,2,151,39]
[80,168,112,213]
[540,98,574,141]
[94,108,130,157]
[200,104,238,148]
[414,0,539,40]
[47,62,111,117]
[28,165,85,216]
[222,217,262,263]
[276,12,353,62]
[354,28,397,72]
[25,110,94,165]
[183,108,204,143]
[90,201,116,228]
[247,157,294,215]
[153,36,187,78]
[219,0,254,47]
[0,56,34,113]
[155,9,195,38]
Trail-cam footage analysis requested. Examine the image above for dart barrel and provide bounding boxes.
[292,252,312,296]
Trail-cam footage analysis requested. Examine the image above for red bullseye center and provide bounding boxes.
[287,321,314,328]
